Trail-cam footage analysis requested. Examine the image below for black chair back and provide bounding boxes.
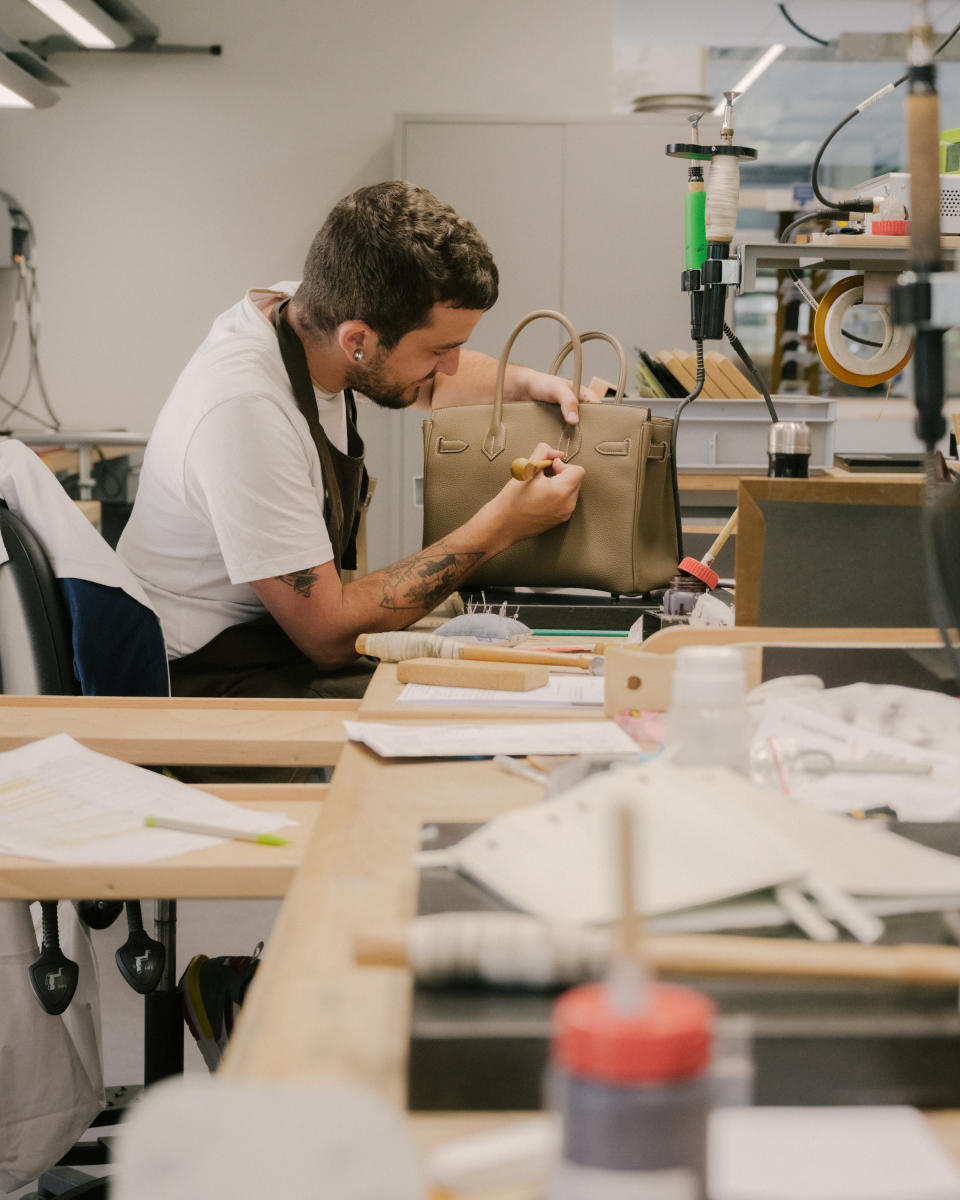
[0,499,79,695]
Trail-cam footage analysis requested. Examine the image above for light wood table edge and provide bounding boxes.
[0,704,352,766]
[221,749,538,1093]
[0,695,361,712]
[641,626,948,654]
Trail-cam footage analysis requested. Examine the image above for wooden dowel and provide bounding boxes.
[461,645,598,671]
[355,927,960,986]
[703,507,738,567]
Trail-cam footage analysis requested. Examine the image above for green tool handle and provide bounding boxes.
[685,188,707,271]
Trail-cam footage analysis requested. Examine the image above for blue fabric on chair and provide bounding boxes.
[61,578,168,698]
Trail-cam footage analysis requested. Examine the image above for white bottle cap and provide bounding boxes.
[670,645,746,708]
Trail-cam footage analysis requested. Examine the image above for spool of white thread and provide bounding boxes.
[705,155,740,243]
[408,912,610,988]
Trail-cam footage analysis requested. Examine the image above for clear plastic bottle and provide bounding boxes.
[664,645,750,773]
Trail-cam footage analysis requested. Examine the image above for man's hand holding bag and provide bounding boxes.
[421,309,679,596]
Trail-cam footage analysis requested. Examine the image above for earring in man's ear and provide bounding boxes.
[353,349,363,361]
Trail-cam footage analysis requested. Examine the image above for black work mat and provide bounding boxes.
[408,822,960,1111]
[460,588,660,632]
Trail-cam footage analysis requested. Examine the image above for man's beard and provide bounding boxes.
[345,354,427,411]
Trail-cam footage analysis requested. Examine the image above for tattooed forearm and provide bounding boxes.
[379,546,484,612]
[276,567,320,599]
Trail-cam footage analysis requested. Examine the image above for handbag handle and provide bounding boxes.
[483,309,582,461]
[548,331,628,404]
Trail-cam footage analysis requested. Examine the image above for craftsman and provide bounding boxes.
[118,180,588,711]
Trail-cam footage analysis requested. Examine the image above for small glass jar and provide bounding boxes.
[767,420,811,478]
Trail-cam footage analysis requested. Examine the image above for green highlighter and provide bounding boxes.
[145,815,289,845]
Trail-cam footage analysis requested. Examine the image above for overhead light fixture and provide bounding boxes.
[0,32,65,107]
[712,43,786,114]
[22,0,158,50]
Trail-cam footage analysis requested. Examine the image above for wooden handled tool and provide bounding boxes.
[676,507,738,590]
[511,457,553,481]
[461,644,601,672]
[356,924,960,987]
[356,632,604,673]
[703,507,738,568]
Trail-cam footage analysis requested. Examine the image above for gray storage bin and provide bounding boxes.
[629,395,837,473]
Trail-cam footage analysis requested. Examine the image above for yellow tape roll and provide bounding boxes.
[813,274,913,387]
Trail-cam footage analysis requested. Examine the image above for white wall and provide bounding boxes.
[0,0,613,432]
[0,0,613,565]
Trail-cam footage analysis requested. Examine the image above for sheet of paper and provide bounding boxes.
[710,1106,960,1200]
[751,699,960,821]
[343,720,637,759]
[396,675,605,707]
[0,734,293,864]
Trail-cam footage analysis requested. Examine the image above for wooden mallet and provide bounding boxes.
[511,457,554,481]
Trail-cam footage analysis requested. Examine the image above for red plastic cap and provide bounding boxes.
[677,556,719,591]
[871,219,910,235]
[552,981,714,1084]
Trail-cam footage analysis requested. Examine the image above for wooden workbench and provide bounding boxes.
[0,781,325,902]
[222,749,536,1092]
[0,694,356,767]
[222,743,960,1172]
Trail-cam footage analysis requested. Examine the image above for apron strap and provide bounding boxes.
[270,298,368,571]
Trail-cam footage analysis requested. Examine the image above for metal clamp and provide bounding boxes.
[891,270,960,331]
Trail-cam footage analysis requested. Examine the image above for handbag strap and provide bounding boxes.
[548,330,628,404]
[483,309,582,461]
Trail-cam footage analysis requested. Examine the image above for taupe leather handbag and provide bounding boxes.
[421,309,679,596]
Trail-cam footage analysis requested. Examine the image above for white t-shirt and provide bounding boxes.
[118,284,350,659]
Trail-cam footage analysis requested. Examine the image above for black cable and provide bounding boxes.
[779,211,885,348]
[778,3,829,47]
[24,266,61,430]
[723,322,779,422]
[811,18,960,211]
[669,338,705,562]
[0,263,61,432]
[780,208,850,244]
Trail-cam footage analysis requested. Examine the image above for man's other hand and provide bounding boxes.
[509,365,602,424]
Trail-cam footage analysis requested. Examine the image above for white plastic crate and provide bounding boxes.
[631,395,837,473]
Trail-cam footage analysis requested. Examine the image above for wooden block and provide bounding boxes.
[587,375,618,399]
[700,356,738,398]
[706,351,761,399]
[678,350,725,398]
[658,350,695,393]
[396,657,550,691]
[603,646,676,715]
[603,644,762,715]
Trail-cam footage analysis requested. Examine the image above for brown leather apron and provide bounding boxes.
[271,298,369,573]
[170,297,375,722]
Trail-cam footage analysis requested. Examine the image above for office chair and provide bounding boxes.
[0,450,180,1199]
